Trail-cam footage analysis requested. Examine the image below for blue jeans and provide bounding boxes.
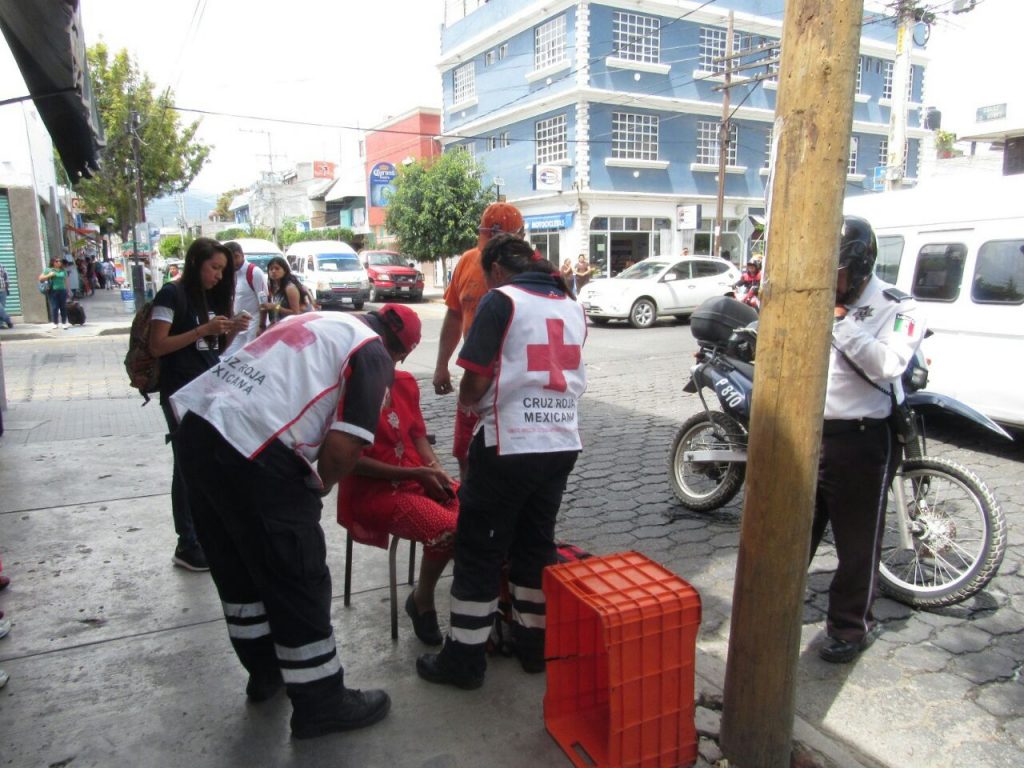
[0,292,11,326]
[49,290,68,324]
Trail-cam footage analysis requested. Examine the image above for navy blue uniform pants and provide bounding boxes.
[176,412,345,712]
[811,420,899,643]
[440,430,578,676]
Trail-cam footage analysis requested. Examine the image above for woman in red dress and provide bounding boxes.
[337,370,459,645]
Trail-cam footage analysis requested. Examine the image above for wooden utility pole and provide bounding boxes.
[713,11,734,262]
[719,1,865,766]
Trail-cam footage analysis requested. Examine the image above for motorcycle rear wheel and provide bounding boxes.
[879,456,1006,608]
[668,411,746,511]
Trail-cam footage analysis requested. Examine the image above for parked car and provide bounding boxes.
[577,257,740,328]
[361,249,424,302]
[227,237,284,273]
[285,240,370,310]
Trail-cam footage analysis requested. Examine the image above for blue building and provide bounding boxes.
[439,0,928,273]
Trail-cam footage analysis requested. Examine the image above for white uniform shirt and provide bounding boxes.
[826,275,926,420]
[475,284,587,454]
[224,260,269,356]
[171,313,383,483]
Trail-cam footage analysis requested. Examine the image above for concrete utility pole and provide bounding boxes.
[718,0,865,766]
[885,0,915,190]
[713,11,734,262]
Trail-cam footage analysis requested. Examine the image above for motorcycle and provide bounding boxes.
[668,297,1011,608]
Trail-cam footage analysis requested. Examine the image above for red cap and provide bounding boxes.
[478,202,524,237]
[378,303,422,354]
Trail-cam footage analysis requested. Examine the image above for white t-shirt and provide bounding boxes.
[224,260,269,356]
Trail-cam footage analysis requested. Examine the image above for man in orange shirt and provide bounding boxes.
[433,202,524,477]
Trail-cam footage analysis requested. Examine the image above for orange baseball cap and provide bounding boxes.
[478,202,524,236]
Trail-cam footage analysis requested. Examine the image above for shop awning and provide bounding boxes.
[0,0,105,181]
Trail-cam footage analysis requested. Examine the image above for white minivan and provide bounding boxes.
[285,240,370,311]
[845,174,1024,429]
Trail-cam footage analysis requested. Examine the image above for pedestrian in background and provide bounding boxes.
[170,304,422,739]
[433,202,525,480]
[810,216,925,663]
[222,241,268,356]
[0,262,13,328]
[147,238,245,572]
[417,233,587,690]
[573,253,591,292]
[39,257,69,329]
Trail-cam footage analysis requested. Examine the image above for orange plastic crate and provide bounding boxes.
[543,552,701,768]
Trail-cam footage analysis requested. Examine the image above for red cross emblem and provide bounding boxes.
[245,314,319,358]
[527,319,581,392]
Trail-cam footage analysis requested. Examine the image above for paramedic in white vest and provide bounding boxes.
[223,240,269,356]
[170,304,422,739]
[417,233,587,690]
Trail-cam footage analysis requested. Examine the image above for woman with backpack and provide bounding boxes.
[148,238,248,571]
[260,256,309,329]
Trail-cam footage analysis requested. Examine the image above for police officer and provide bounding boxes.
[417,233,587,689]
[171,304,421,738]
[811,216,925,663]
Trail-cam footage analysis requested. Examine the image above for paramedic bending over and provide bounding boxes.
[416,233,588,690]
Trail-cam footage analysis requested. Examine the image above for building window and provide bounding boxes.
[613,11,660,64]
[882,60,893,99]
[848,136,859,174]
[697,120,737,166]
[699,27,728,72]
[487,136,498,151]
[535,15,567,70]
[500,131,510,148]
[484,50,495,66]
[536,114,567,164]
[766,43,781,82]
[879,137,909,170]
[612,112,659,161]
[453,62,475,105]
[498,43,509,60]
[764,128,773,169]
[856,57,863,93]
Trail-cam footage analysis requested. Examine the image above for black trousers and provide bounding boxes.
[176,412,343,711]
[441,431,578,676]
[810,420,900,643]
[160,402,199,549]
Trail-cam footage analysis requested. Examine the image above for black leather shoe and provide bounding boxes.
[416,653,484,690]
[290,688,391,739]
[405,591,443,646]
[245,668,283,703]
[819,627,880,664]
[515,648,546,674]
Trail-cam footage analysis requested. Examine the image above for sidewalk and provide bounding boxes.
[1,285,135,341]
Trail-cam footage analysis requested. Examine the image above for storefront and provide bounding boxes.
[524,211,574,267]
[587,216,673,277]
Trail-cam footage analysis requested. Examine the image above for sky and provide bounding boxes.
[60,0,1024,196]
[78,0,447,194]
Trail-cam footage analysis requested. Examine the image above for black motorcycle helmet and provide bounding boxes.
[836,215,877,303]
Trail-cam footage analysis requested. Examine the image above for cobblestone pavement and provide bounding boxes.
[1,316,1022,766]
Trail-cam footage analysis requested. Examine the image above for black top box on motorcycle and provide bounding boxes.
[691,296,758,344]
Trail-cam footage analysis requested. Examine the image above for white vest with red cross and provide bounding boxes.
[476,284,587,455]
[171,312,380,466]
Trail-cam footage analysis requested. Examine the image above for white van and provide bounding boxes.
[284,240,370,311]
[844,174,1024,429]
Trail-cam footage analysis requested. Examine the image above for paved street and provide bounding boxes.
[0,295,1022,767]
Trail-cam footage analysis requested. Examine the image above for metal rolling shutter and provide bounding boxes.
[0,191,20,315]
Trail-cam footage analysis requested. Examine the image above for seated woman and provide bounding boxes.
[260,256,307,329]
[337,369,458,646]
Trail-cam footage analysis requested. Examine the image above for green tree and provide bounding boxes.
[385,151,492,281]
[212,187,245,221]
[159,234,193,260]
[76,43,210,240]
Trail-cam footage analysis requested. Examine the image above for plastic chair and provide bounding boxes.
[343,531,416,641]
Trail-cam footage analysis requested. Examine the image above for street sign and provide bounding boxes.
[872,166,887,192]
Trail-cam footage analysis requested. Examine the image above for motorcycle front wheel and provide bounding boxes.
[879,456,1006,608]
[668,411,746,511]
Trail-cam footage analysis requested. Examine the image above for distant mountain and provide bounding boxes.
[145,190,220,228]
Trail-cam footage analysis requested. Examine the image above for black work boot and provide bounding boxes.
[245,668,284,703]
[290,687,391,739]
